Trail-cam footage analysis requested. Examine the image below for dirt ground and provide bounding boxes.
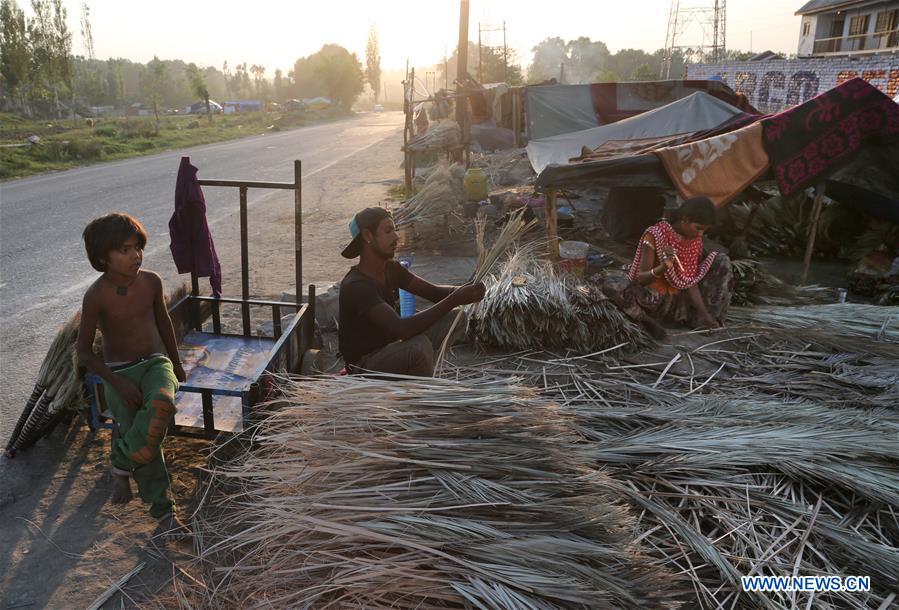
[0,126,489,610]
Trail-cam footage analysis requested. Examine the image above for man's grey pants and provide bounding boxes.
[354,312,466,377]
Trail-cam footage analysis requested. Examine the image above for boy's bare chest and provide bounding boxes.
[97,286,155,327]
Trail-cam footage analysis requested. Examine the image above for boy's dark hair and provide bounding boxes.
[670,196,716,227]
[82,213,148,272]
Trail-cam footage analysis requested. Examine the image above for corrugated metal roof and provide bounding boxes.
[796,0,886,15]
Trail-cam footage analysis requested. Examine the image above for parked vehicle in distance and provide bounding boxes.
[187,100,223,114]
[373,104,384,113]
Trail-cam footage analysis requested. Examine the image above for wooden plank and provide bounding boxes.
[546,189,560,261]
[799,183,826,285]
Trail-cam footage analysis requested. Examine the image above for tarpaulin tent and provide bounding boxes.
[524,79,755,141]
[527,92,752,174]
[536,78,899,223]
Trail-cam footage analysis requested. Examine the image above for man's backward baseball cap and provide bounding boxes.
[341,207,392,258]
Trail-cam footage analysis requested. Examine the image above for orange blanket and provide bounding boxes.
[654,121,769,207]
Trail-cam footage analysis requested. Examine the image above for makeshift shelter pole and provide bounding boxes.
[477,25,483,83]
[455,0,470,164]
[403,68,413,199]
[799,182,826,286]
[547,189,560,261]
[512,87,520,148]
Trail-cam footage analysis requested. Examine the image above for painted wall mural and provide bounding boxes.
[687,58,899,112]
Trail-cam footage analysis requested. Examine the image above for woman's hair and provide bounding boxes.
[670,196,716,226]
[83,212,148,271]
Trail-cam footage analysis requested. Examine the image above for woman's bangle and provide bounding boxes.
[650,266,662,278]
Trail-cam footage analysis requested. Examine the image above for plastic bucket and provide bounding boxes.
[558,241,589,277]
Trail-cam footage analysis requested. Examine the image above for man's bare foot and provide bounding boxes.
[153,513,190,541]
[110,469,133,504]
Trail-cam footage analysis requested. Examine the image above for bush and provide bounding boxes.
[94,125,118,137]
[121,121,158,138]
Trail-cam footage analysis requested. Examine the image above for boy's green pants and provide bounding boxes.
[103,355,179,519]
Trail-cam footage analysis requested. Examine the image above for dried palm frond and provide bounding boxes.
[179,375,682,609]
[406,119,462,152]
[434,210,538,371]
[471,243,650,353]
[727,303,899,342]
[731,258,837,306]
[441,313,899,609]
[393,162,467,242]
[470,148,534,189]
[4,314,86,457]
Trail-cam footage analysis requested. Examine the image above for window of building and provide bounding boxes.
[802,21,811,36]
[848,14,870,36]
[874,10,898,33]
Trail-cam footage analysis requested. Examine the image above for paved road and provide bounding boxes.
[0,112,402,434]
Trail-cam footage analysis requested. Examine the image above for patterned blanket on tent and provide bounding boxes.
[760,78,899,197]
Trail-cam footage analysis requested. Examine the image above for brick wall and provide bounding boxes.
[687,56,899,112]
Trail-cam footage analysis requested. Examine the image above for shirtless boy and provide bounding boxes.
[76,213,188,536]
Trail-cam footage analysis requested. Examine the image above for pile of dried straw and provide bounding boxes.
[179,376,680,609]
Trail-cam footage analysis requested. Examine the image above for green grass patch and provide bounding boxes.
[0,109,352,181]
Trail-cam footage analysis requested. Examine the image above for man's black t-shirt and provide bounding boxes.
[338,260,414,364]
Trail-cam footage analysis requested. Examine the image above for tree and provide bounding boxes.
[250,63,267,99]
[186,62,211,123]
[365,24,381,103]
[631,63,655,81]
[527,37,567,83]
[105,57,123,107]
[273,67,286,101]
[593,69,620,83]
[0,0,31,114]
[437,41,523,87]
[565,37,609,83]
[28,0,72,118]
[139,55,166,132]
[290,44,363,108]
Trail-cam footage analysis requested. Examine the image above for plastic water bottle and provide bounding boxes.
[397,255,416,318]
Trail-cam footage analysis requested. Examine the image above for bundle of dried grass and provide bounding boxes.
[727,303,898,342]
[443,313,899,609]
[179,375,680,609]
[470,149,534,189]
[4,314,86,457]
[393,161,466,235]
[731,258,838,306]
[406,119,462,152]
[471,243,650,353]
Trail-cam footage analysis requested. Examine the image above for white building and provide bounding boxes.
[797,0,899,57]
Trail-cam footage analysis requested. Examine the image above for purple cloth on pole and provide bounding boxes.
[169,156,222,297]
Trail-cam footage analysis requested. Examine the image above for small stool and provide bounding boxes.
[84,373,119,431]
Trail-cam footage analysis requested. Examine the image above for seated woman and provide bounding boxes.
[604,196,733,338]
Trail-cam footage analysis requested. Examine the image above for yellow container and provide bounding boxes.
[463,168,488,202]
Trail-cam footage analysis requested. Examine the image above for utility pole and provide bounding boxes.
[503,21,508,83]
[560,62,565,84]
[478,23,483,82]
[444,46,449,89]
[455,0,470,164]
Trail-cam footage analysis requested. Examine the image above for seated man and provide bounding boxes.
[338,207,485,376]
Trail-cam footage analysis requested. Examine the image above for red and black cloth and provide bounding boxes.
[760,78,899,197]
